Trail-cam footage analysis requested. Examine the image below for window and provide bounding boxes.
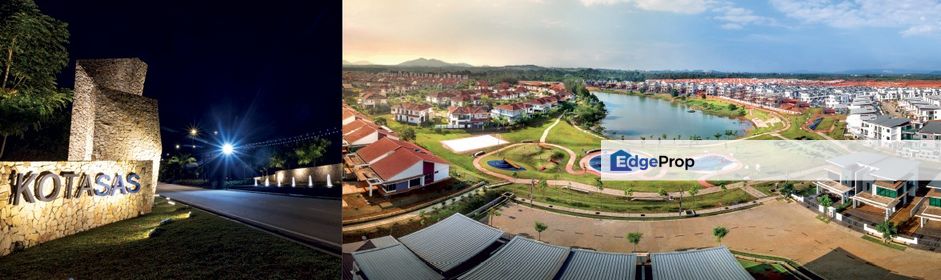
[930,197,941,207]
[876,187,898,198]
[409,178,421,187]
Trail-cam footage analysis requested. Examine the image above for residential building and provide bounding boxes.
[859,116,913,140]
[447,106,490,128]
[391,103,433,124]
[490,103,529,124]
[350,137,450,196]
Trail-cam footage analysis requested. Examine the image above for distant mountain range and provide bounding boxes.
[342,60,374,66]
[342,58,473,67]
[396,58,473,67]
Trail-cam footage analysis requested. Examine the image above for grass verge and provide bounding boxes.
[0,197,338,279]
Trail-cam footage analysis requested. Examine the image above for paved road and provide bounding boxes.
[157,183,341,251]
[493,199,941,280]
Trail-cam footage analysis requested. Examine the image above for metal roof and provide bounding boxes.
[399,213,504,272]
[827,152,885,168]
[458,236,569,280]
[866,115,910,128]
[558,249,636,280]
[650,247,753,280]
[351,240,443,280]
[919,122,941,135]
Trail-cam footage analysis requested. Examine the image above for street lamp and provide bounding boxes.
[221,143,235,155]
[189,128,198,136]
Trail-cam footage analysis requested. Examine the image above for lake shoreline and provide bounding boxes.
[590,89,755,140]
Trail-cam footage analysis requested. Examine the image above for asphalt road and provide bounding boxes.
[157,183,341,252]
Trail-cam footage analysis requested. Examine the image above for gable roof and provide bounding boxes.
[399,214,504,272]
[458,236,569,280]
[351,239,443,280]
[558,249,636,280]
[650,247,753,280]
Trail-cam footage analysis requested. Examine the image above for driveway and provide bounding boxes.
[492,199,941,280]
[157,183,340,253]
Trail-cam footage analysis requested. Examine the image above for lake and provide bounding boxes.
[594,91,753,139]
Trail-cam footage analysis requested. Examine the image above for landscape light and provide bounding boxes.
[175,144,180,149]
[189,128,198,136]
[221,143,235,155]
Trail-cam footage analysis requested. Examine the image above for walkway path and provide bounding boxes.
[472,143,747,198]
[539,115,563,143]
[492,200,941,280]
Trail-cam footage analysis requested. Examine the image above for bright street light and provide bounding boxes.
[189,128,198,136]
[221,143,235,155]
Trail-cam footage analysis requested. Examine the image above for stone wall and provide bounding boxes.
[253,164,341,188]
[0,160,155,256]
[67,58,161,203]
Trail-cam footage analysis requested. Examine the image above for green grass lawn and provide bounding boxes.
[779,110,824,140]
[498,184,754,213]
[544,120,601,170]
[684,98,747,118]
[738,259,794,279]
[0,197,338,279]
[484,144,567,173]
[828,119,847,139]
[861,235,907,251]
[816,117,835,131]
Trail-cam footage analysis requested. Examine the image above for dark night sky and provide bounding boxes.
[35,0,341,166]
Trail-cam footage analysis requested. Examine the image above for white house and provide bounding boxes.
[391,103,433,124]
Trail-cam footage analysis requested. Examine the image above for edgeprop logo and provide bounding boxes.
[609,150,695,172]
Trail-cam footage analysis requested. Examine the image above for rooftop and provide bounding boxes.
[650,247,753,280]
[351,239,443,280]
[458,237,569,280]
[399,214,504,272]
[557,249,637,280]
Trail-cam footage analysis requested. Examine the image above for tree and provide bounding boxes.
[713,132,722,140]
[267,153,286,171]
[487,208,501,226]
[713,226,729,245]
[818,195,833,219]
[401,127,416,141]
[780,182,796,200]
[657,187,668,199]
[538,179,548,196]
[594,177,604,190]
[627,232,642,252]
[875,220,897,243]
[534,221,548,241]
[294,138,330,166]
[374,116,387,126]
[624,187,634,199]
[688,185,701,203]
[0,0,71,159]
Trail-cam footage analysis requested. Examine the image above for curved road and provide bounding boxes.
[157,183,340,253]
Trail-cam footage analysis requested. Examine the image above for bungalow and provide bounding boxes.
[491,103,529,124]
[342,119,395,148]
[359,92,388,108]
[392,103,434,124]
[816,153,919,222]
[426,91,455,106]
[447,106,490,128]
[353,137,450,196]
[912,104,941,122]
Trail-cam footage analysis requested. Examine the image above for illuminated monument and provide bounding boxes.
[0,58,162,256]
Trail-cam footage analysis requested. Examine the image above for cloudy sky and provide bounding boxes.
[343,0,941,72]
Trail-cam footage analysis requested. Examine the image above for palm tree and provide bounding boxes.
[627,232,642,252]
[713,226,729,245]
[713,132,722,140]
[534,221,548,241]
[875,220,898,243]
[625,187,634,200]
[487,208,501,226]
[657,187,668,199]
[594,177,604,191]
[538,180,549,197]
